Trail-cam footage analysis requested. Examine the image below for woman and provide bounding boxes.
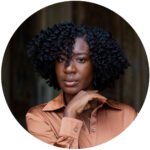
[26,22,137,149]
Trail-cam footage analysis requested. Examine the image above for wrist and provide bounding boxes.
[64,109,77,118]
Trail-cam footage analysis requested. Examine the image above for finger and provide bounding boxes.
[85,90,99,94]
[88,93,107,103]
[94,95,107,103]
[88,92,107,99]
[93,90,99,93]
[96,93,107,99]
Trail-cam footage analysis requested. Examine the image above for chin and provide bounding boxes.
[62,87,82,95]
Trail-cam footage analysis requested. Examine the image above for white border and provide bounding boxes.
[0,0,150,150]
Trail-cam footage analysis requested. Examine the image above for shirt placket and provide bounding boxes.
[89,103,103,146]
[90,111,97,145]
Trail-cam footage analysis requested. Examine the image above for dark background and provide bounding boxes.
[1,1,149,129]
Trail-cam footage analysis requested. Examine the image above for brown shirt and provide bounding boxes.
[26,92,137,149]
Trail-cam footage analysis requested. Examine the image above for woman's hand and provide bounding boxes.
[64,90,107,119]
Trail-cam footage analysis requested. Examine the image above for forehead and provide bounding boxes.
[72,38,90,54]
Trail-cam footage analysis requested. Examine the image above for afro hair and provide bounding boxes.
[27,22,130,92]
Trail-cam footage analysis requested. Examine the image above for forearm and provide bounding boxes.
[26,110,83,149]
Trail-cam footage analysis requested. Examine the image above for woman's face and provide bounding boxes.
[55,38,94,95]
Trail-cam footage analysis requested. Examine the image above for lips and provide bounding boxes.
[63,80,79,87]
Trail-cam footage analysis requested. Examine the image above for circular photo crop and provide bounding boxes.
[1,1,149,149]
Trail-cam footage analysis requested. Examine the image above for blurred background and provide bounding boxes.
[1,1,149,129]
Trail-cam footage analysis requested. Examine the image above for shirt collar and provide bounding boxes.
[43,91,65,111]
[42,91,121,111]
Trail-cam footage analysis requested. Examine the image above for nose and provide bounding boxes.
[64,60,76,74]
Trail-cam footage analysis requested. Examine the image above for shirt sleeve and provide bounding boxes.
[26,109,83,149]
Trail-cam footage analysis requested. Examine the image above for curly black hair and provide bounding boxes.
[27,22,130,92]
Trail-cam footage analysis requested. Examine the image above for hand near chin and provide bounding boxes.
[64,90,107,119]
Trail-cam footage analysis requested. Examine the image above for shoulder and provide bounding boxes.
[107,99,137,113]
[26,103,48,120]
[110,100,138,125]
[27,103,47,113]
[116,101,137,115]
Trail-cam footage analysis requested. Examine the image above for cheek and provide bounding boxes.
[80,65,94,83]
[55,63,63,81]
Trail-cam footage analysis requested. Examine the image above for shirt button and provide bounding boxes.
[74,128,78,133]
[91,128,96,132]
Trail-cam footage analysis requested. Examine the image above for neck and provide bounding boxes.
[63,85,95,105]
[63,93,75,105]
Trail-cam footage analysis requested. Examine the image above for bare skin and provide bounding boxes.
[55,37,107,131]
[64,90,107,131]
[64,90,106,118]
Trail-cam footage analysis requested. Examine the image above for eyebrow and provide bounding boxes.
[60,52,89,57]
[72,52,89,56]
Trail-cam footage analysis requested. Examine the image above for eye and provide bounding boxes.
[76,57,87,63]
[57,56,66,63]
